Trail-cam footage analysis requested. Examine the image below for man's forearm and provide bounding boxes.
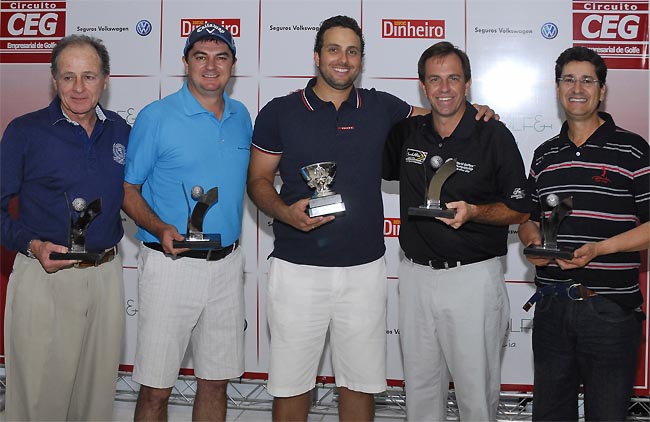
[470,202,529,226]
[247,178,289,223]
[595,221,650,255]
[122,183,168,239]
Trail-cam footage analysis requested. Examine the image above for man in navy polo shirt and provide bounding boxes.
[123,23,251,421]
[383,42,530,421]
[1,35,129,421]
[248,16,495,421]
[519,46,649,421]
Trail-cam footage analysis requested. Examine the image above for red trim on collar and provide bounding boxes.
[300,89,314,111]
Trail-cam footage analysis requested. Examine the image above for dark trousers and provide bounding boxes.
[532,294,642,421]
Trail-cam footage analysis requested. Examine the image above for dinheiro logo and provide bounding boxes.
[382,19,445,39]
[384,218,401,237]
[181,18,241,37]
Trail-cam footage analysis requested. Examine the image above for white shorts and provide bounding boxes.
[132,244,245,388]
[266,257,388,397]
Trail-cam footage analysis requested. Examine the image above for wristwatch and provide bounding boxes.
[26,240,37,259]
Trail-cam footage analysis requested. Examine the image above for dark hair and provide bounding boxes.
[314,15,365,56]
[418,41,471,83]
[51,34,110,77]
[555,46,607,85]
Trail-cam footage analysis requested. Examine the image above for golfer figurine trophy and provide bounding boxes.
[173,183,222,249]
[301,162,346,217]
[408,156,458,218]
[50,195,106,264]
[523,194,574,259]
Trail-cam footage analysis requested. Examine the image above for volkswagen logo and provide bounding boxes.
[541,22,558,39]
[136,19,152,36]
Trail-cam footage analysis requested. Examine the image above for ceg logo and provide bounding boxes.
[382,19,445,39]
[0,1,66,63]
[181,18,241,37]
[572,1,649,69]
[384,218,401,237]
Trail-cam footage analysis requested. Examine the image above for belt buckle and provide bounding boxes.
[443,261,460,270]
[567,283,584,301]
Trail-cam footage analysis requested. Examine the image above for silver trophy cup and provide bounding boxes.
[300,162,346,218]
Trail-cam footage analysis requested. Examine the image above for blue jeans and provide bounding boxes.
[532,294,642,421]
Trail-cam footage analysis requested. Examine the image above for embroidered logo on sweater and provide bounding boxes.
[113,143,126,165]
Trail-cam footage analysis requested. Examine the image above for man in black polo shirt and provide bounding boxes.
[519,46,649,421]
[383,41,529,421]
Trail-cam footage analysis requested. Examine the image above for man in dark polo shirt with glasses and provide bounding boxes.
[519,46,649,422]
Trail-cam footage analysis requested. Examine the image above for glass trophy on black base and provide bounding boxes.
[301,162,346,217]
[50,196,106,264]
[523,194,575,259]
[408,156,457,218]
[173,183,222,249]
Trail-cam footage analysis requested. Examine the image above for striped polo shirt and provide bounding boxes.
[528,112,649,308]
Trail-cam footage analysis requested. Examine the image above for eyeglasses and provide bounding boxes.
[557,76,601,87]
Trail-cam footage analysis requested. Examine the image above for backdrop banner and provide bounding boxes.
[1,0,648,393]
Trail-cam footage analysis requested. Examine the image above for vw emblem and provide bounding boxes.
[541,22,558,39]
[136,19,152,36]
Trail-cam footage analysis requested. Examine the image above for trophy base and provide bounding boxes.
[173,233,222,250]
[408,206,456,219]
[523,245,575,260]
[308,195,346,218]
[50,251,106,264]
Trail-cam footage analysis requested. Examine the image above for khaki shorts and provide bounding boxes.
[132,244,245,388]
[266,257,388,397]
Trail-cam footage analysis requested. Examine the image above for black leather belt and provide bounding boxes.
[144,240,239,261]
[409,256,483,270]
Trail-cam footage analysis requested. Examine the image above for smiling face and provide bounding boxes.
[419,53,471,122]
[52,43,108,122]
[314,26,362,92]
[557,60,606,122]
[183,38,235,99]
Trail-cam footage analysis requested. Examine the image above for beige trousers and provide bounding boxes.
[4,252,124,421]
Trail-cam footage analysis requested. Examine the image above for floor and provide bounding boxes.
[0,380,408,421]
[0,398,405,422]
[111,399,361,422]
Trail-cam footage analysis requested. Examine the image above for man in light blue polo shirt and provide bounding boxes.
[122,23,252,421]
